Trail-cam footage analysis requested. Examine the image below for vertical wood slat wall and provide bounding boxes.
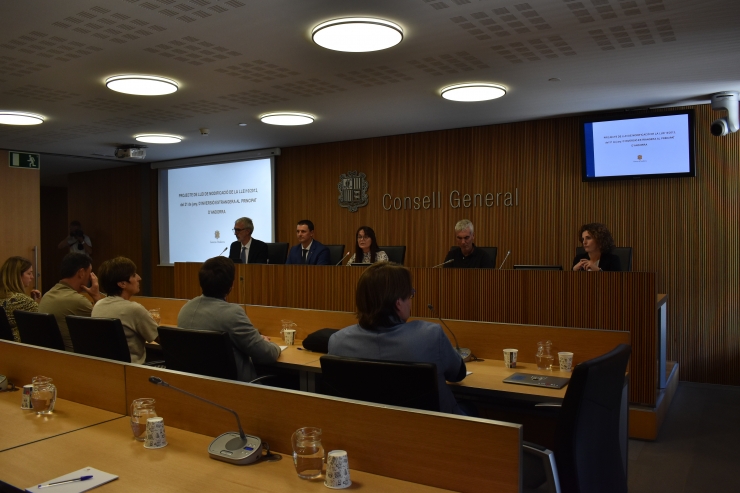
[67,104,738,388]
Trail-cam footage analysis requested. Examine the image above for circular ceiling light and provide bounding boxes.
[312,17,403,52]
[260,112,315,126]
[0,111,44,125]
[135,134,182,144]
[440,83,507,102]
[105,75,179,96]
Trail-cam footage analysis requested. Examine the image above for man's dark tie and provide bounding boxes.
[241,246,247,263]
[302,248,308,264]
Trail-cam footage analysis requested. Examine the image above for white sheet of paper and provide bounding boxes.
[466,371,473,376]
[28,467,118,493]
[279,346,288,351]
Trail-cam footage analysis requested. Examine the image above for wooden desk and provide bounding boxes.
[456,359,570,401]
[0,393,122,452]
[0,418,454,493]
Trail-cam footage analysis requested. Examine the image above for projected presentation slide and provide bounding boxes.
[584,114,691,178]
[167,158,273,262]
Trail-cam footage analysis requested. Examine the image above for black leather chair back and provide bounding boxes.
[0,306,14,341]
[324,244,346,266]
[157,326,238,380]
[575,246,632,271]
[66,315,131,363]
[266,242,289,264]
[478,246,498,266]
[378,246,406,265]
[319,355,440,412]
[555,344,631,493]
[13,311,65,351]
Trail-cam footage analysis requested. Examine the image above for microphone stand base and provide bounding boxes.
[457,347,474,362]
[208,432,263,465]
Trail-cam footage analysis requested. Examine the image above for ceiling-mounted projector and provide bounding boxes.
[115,145,147,159]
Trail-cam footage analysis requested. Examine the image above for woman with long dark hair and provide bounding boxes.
[346,226,388,265]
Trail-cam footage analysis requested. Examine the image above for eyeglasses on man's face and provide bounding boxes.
[233,227,246,233]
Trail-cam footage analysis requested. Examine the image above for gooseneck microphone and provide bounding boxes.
[335,251,350,266]
[427,304,473,362]
[149,376,264,465]
[431,259,454,268]
[217,247,228,257]
[498,250,511,269]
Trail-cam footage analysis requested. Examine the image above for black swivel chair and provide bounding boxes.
[66,316,131,362]
[13,311,65,351]
[0,306,15,341]
[157,326,239,380]
[266,242,289,264]
[324,244,346,266]
[319,354,440,412]
[378,246,406,265]
[575,247,632,271]
[523,344,632,493]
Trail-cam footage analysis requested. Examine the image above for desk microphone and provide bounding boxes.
[498,250,511,269]
[431,259,454,268]
[149,376,267,465]
[216,247,228,257]
[335,251,350,266]
[427,304,473,362]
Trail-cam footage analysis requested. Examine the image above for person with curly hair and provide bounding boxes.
[0,256,41,341]
[572,223,621,271]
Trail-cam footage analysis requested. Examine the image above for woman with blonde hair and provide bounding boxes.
[0,256,41,341]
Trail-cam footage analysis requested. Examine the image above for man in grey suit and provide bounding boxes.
[177,256,280,382]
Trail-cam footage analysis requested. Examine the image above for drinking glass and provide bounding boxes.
[536,340,554,370]
[292,427,324,479]
[131,398,157,441]
[31,376,56,415]
[148,308,161,325]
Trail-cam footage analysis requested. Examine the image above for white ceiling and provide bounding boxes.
[0,0,738,185]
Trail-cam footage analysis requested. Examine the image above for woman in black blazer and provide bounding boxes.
[572,223,621,272]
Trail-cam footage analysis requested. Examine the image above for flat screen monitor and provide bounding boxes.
[581,109,695,182]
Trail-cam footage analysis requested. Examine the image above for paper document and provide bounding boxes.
[28,467,118,493]
[279,345,288,351]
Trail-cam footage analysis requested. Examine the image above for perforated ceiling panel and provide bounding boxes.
[144,36,241,65]
[51,6,166,43]
[408,52,489,75]
[72,98,141,112]
[3,85,80,103]
[218,90,290,107]
[335,66,414,87]
[215,60,301,83]
[124,0,245,23]
[271,79,346,98]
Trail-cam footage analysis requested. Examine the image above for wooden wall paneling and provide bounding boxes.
[39,186,68,293]
[125,365,522,493]
[67,164,143,272]
[0,340,127,414]
[0,150,41,288]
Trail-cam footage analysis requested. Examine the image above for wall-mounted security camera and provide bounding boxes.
[710,91,739,136]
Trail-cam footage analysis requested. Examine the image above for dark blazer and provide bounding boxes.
[572,251,621,272]
[286,240,331,265]
[228,238,269,264]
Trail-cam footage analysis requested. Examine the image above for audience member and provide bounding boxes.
[285,220,330,265]
[228,216,269,264]
[0,256,41,342]
[572,222,621,271]
[57,220,92,257]
[328,262,467,415]
[177,257,280,382]
[347,226,388,265]
[38,253,104,351]
[92,257,159,364]
[443,219,494,268]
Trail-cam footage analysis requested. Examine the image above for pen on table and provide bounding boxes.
[296,347,304,351]
[38,475,93,488]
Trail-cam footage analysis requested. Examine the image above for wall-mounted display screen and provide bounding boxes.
[581,109,695,181]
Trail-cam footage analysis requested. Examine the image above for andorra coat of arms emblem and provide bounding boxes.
[337,171,369,212]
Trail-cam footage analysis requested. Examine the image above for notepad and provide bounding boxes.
[28,467,118,493]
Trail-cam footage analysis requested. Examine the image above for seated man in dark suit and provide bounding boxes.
[285,219,331,265]
[228,217,269,264]
[443,219,494,268]
[177,257,281,382]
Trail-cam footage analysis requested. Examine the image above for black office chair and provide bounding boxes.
[66,315,131,362]
[324,244,346,266]
[378,246,406,265]
[523,344,631,493]
[319,354,440,412]
[266,242,289,264]
[446,246,497,267]
[157,326,239,380]
[575,246,632,271]
[13,311,65,351]
[0,306,15,341]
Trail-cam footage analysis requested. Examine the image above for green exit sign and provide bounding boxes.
[9,151,40,169]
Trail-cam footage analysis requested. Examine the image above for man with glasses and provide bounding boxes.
[228,217,269,264]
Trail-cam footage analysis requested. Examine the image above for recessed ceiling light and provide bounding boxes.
[106,75,179,96]
[260,112,315,126]
[135,134,182,144]
[238,123,248,127]
[312,17,403,52]
[0,111,44,125]
[440,83,507,102]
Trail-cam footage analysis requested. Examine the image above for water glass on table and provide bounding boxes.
[292,427,324,479]
[148,308,161,325]
[31,376,56,415]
